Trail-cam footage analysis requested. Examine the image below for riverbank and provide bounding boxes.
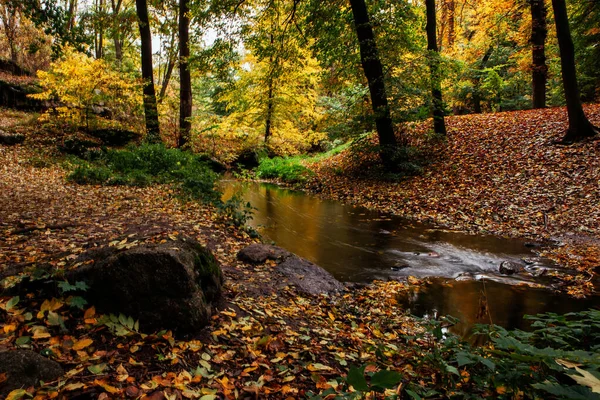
[0,128,420,398]
[1,110,599,399]
[300,105,600,297]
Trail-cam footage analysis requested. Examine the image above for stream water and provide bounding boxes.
[221,179,600,336]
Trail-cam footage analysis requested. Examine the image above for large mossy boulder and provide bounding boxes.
[0,350,63,396]
[68,238,222,336]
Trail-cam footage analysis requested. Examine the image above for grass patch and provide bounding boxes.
[255,157,313,183]
[68,144,221,202]
[255,142,350,183]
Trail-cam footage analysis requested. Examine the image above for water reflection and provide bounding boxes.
[221,179,600,334]
[399,279,600,339]
[222,180,551,283]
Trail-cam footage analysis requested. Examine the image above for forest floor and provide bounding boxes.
[1,106,599,399]
[303,105,600,298]
[0,110,427,399]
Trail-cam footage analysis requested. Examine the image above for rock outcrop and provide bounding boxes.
[0,350,63,396]
[238,244,344,296]
[68,238,223,336]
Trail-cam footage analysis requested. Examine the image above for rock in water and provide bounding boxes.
[68,238,222,336]
[237,243,291,264]
[499,261,524,275]
[277,256,345,296]
[0,350,63,396]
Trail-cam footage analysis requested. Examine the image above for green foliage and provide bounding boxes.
[255,156,314,184]
[99,313,140,337]
[68,143,220,199]
[67,144,254,226]
[312,310,600,399]
[406,310,600,399]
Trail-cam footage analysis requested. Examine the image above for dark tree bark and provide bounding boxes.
[348,0,397,169]
[264,32,275,144]
[530,0,547,108]
[135,0,161,142]
[94,0,105,59]
[178,0,192,148]
[473,46,493,114]
[159,57,175,101]
[551,0,598,142]
[111,0,124,63]
[265,80,274,143]
[426,0,447,135]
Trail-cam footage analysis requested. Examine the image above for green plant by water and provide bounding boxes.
[67,144,253,226]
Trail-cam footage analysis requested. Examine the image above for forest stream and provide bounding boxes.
[221,179,600,338]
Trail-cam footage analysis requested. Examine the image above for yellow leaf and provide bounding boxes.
[5,389,28,400]
[64,382,86,391]
[72,338,93,351]
[84,307,96,319]
[32,325,51,339]
[94,379,121,394]
[40,298,63,313]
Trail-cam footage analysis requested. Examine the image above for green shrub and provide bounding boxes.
[69,164,113,184]
[256,157,314,183]
[66,144,254,226]
[310,310,600,399]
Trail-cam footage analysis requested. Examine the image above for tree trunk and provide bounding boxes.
[348,0,397,170]
[264,32,276,144]
[178,0,192,148]
[265,80,274,143]
[446,0,455,48]
[111,0,123,64]
[1,3,19,63]
[135,0,161,142]
[159,58,175,101]
[530,0,547,109]
[551,0,598,142]
[473,46,493,114]
[426,0,447,135]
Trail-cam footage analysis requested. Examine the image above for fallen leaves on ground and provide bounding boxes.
[0,127,428,399]
[305,105,600,296]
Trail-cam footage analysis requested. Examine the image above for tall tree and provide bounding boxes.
[348,0,397,169]
[178,0,192,147]
[551,0,598,142]
[426,0,447,135]
[135,0,161,142]
[0,0,19,63]
[530,0,547,108]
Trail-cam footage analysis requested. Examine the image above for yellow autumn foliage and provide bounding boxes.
[31,49,144,132]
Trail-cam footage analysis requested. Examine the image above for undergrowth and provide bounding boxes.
[312,310,600,399]
[255,142,350,183]
[67,144,253,226]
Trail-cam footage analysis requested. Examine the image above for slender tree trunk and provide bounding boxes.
[473,47,493,114]
[530,0,547,108]
[265,80,274,143]
[446,0,455,48]
[551,0,598,142]
[426,0,447,135]
[159,58,175,101]
[178,0,192,148]
[264,32,276,144]
[135,0,161,142]
[66,0,78,32]
[1,3,19,63]
[348,0,397,170]
[111,0,123,64]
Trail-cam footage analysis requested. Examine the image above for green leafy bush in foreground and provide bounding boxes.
[68,144,252,225]
[311,309,600,399]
